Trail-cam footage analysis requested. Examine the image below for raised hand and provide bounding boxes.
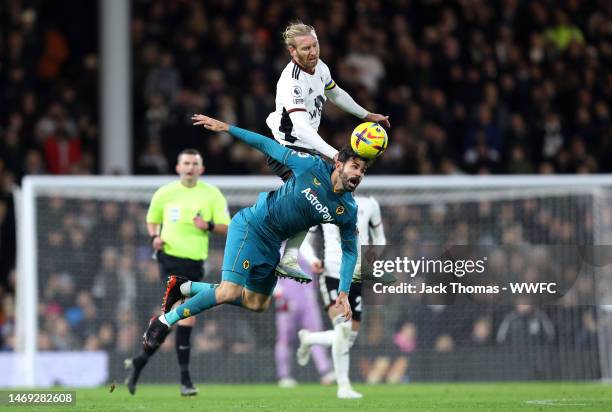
[364,113,391,129]
[192,114,230,132]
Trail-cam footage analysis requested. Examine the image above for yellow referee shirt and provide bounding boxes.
[146,181,230,261]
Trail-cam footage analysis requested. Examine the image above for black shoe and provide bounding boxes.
[124,357,147,395]
[161,275,188,313]
[143,317,170,352]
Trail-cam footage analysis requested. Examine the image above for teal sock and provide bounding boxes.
[165,283,218,325]
[189,281,210,296]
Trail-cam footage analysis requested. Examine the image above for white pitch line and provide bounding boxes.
[525,399,589,406]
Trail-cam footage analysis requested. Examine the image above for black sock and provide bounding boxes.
[133,353,149,368]
[143,344,156,357]
[181,370,192,386]
[176,326,192,383]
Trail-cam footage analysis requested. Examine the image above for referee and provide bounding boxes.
[125,148,230,396]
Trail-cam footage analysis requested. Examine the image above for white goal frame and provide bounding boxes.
[15,174,612,386]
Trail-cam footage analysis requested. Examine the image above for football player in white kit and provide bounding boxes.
[266,21,390,284]
[297,196,387,399]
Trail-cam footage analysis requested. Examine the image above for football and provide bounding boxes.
[350,122,388,159]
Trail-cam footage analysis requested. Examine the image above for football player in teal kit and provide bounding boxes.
[140,114,368,350]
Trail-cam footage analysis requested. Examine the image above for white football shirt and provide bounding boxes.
[266,59,337,149]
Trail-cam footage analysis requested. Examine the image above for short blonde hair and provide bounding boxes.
[282,21,317,48]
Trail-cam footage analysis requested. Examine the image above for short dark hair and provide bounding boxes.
[177,148,202,163]
[337,145,372,165]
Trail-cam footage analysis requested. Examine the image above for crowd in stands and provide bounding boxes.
[1,0,98,180]
[131,0,612,175]
[4,0,612,181]
[1,0,98,337]
[1,0,612,381]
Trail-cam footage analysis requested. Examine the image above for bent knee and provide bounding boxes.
[244,298,271,313]
[216,283,243,303]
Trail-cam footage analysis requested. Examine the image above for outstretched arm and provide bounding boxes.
[193,114,290,163]
[335,222,358,321]
[192,114,316,172]
[325,85,391,129]
[338,223,358,294]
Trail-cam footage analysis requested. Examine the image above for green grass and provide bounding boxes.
[3,382,612,412]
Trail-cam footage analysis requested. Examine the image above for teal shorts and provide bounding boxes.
[221,208,281,296]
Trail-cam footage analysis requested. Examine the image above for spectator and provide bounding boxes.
[496,304,555,345]
[144,51,181,104]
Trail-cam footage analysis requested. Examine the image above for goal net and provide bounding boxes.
[13,175,612,386]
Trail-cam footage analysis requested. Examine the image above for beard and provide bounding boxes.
[339,169,361,192]
[297,53,318,69]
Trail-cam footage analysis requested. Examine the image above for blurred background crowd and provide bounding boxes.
[2,0,612,380]
[0,191,603,381]
[129,0,612,176]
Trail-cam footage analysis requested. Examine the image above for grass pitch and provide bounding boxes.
[5,382,612,412]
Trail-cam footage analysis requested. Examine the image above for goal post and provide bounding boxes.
[13,174,612,386]
[15,175,282,387]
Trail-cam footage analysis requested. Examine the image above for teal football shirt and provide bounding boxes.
[228,125,358,293]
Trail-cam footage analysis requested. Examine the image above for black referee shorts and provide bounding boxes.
[266,145,322,181]
[157,251,205,285]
